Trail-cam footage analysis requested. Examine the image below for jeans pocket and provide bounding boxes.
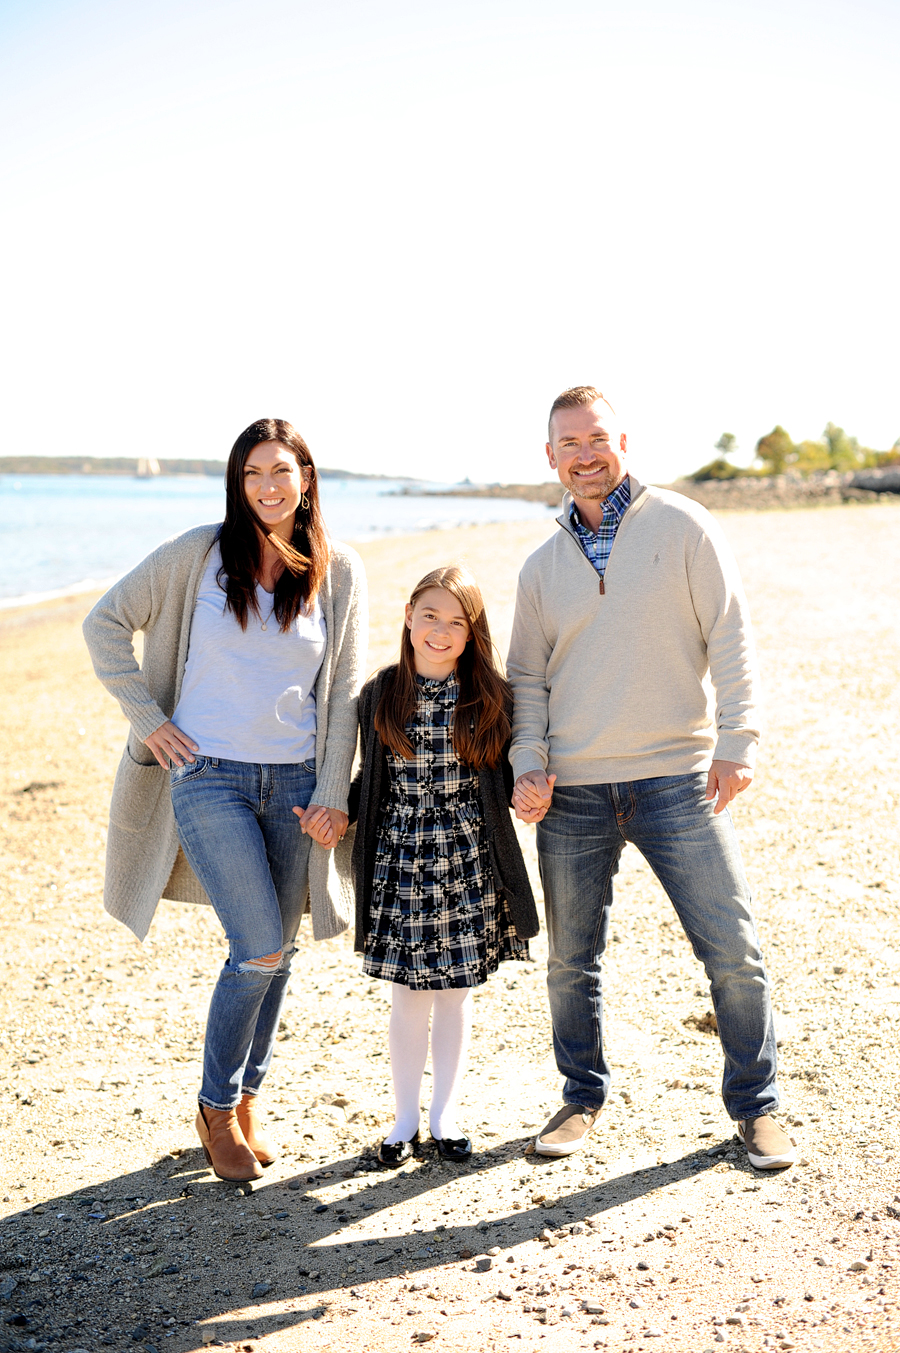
[169,755,211,784]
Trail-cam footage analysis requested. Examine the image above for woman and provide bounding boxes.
[83,418,367,1182]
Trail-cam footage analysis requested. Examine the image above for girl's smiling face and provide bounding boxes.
[405,586,471,679]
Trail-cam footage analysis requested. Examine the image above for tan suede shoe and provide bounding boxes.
[196,1105,263,1182]
[236,1093,278,1167]
[533,1103,601,1157]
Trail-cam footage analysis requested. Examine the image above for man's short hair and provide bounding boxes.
[548,386,617,441]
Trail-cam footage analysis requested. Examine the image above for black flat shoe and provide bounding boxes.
[378,1131,419,1167]
[433,1134,473,1162]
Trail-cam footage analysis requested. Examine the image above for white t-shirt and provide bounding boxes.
[172,545,326,764]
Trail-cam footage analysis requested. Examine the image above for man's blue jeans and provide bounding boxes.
[536,774,779,1122]
[170,756,316,1110]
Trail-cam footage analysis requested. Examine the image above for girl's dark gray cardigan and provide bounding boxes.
[349,665,540,954]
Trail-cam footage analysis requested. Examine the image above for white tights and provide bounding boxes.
[383,984,473,1144]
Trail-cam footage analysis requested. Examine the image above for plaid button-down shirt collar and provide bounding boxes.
[568,476,632,579]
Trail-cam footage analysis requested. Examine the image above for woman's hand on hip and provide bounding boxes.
[293,803,349,849]
[144,721,199,769]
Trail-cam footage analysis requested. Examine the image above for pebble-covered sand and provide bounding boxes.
[1,505,899,1353]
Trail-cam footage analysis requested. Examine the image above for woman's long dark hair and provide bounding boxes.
[217,418,331,631]
[374,565,511,769]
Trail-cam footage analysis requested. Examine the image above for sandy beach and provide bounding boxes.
[1,504,899,1353]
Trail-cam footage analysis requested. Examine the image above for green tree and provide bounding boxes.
[755,425,795,475]
[689,431,744,481]
[822,423,865,471]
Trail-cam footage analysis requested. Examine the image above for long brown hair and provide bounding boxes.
[217,418,331,631]
[374,565,511,769]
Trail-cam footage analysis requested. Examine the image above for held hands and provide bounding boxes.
[293,803,349,849]
[144,720,199,769]
[513,770,557,823]
[705,759,753,815]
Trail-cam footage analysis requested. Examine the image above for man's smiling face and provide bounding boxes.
[546,399,627,505]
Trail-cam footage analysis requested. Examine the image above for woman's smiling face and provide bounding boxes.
[242,441,309,539]
[405,586,471,679]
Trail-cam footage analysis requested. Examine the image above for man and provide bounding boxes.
[507,386,794,1171]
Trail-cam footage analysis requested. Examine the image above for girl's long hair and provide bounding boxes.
[217,418,331,631]
[374,565,511,769]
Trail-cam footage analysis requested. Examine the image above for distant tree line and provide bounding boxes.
[691,426,900,481]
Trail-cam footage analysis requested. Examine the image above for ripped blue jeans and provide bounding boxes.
[170,756,316,1110]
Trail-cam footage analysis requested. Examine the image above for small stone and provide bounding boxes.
[726,1314,745,1325]
[560,1305,576,1317]
[645,1330,664,1339]
[714,1257,726,1268]
[314,1204,329,1214]
[497,1289,512,1301]
[475,1257,493,1272]
[287,1180,303,1191]
[487,1246,501,1256]
[251,1281,271,1298]
[583,1303,605,1315]
[597,1267,617,1281]
[637,1261,650,1271]
[629,1297,645,1309]
[412,1334,436,1344]
[0,1277,18,1299]
[849,1260,869,1272]
[751,1273,764,1283]
[130,1328,151,1343]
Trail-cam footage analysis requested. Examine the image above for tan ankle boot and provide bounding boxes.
[236,1093,278,1166]
[195,1104,263,1182]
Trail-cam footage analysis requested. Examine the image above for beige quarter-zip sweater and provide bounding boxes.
[507,476,760,785]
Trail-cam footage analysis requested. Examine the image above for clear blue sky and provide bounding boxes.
[1,0,897,483]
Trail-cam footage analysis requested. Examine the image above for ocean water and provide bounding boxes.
[0,474,554,606]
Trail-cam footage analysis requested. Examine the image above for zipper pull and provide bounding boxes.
[598,578,605,595]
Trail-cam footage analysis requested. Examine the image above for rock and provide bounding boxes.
[560,1305,576,1317]
[251,1281,271,1298]
[636,1261,650,1271]
[0,1276,18,1299]
[314,1204,329,1214]
[645,1330,664,1339]
[497,1289,512,1301]
[475,1257,493,1272]
[714,1257,726,1267]
[726,1314,745,1325]
[849,1260,869,1272]
[412,1334,436,1344]
[130,1327,151,1342]
[597,1267,617,1281]
[487,1246,501,1256]
[582,1303,605,1315]
[287,1180,303,1191]
[629,1297,645,1309]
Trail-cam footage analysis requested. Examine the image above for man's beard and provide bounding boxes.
[565,465,623,502]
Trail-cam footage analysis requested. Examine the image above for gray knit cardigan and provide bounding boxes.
[83,523,368,943]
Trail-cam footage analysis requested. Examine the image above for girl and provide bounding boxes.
[351,565,538,1164]
[83,418,366,1182]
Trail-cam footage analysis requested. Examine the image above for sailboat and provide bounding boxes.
[136,457,161,478]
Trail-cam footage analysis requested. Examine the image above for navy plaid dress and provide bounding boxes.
[363,672,529,989]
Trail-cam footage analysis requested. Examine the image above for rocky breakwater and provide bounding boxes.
[672,465,900,511]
